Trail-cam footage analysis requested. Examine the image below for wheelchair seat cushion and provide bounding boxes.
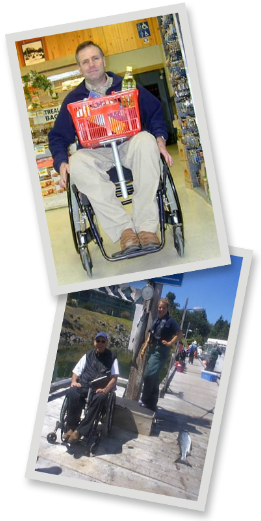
[108,166,133,184]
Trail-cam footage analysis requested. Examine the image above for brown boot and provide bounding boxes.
[138,231,160,250]
[62,429,74,440]
[68,430,80,444]
[111,228,141,258]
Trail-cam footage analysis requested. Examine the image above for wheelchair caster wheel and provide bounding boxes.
[90,442,98,455]
[47,432,57,443]
[79,247,92,277]
[173,227,184,257]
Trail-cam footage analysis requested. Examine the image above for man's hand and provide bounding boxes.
[59,162,70,188]
[71,382,81,388]
[161,340,172,347]
[156,137,173,167]
[96,387,108,394]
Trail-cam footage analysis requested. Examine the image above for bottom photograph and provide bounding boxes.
[26,247,252,511]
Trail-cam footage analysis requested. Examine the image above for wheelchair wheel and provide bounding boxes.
[60,395,68,439]
[79,247,92,277]
[173,227,184,257]
[103,392,116,436]
[47,432,57,444]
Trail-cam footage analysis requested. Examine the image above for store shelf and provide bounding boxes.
[157,13,211,203]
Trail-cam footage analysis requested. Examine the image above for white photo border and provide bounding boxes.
[6,4,230,295]
[25,246,252,511]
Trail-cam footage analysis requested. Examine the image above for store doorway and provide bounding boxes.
[135,69,176,144]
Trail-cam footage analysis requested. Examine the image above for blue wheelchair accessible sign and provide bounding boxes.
[136,21,151,38]
[152,274,184,287]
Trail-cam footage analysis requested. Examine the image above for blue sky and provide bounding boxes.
[130,255,243,325]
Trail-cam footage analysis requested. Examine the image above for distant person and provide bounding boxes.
[206,343,219,372]
[176,340,184,362]
[63,332,119,443]
[188,341,197,364]
[139,298,183,412]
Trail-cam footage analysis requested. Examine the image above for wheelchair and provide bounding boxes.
[66,89,184,277]
[67,155,184,278]
[47,374,116,455]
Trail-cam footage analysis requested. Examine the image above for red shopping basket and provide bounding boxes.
[67,88,141,148]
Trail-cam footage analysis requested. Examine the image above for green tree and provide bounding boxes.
[209,315,230,340]
[166,292,182,322]
[183,309,211,345]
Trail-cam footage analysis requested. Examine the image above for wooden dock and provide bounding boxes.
[36,359,218,501]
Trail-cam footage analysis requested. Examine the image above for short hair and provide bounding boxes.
[158,298,169,309]
[75,41,104,64]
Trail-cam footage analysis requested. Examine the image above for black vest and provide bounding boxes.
[79,348,116,390]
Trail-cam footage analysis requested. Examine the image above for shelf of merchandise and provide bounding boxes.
[157,13,210,201]
[28,103,67,210]
[26,71,83,211]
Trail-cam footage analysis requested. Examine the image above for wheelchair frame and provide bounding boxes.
[67,155,184,278]
[47,375,117,455]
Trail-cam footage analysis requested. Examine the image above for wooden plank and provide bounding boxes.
[102,24,122,55]
[38,436,192,499]
[36,357,218,501]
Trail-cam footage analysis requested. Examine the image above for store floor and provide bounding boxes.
[45,144,220,287]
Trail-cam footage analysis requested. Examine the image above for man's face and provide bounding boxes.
[94,336,108,354]
[77,46,106,86]
[158,302,168,318]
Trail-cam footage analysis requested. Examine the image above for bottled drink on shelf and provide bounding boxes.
[121,66,136,91]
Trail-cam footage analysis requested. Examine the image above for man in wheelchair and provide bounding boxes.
[49,40,173,255]
[63,332,119,444]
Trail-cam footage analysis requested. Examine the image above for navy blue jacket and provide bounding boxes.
[48,71,168,173]
[149,312,181,343]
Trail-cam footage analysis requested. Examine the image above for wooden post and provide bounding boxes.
[125,283,163,401]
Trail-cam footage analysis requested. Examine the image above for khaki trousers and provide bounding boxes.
[69,131,161,242]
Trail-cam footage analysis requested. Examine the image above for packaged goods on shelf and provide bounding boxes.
[40,179,55,189]
[42,187,56,197]
[158,13,210,198]
[36,157,53,169]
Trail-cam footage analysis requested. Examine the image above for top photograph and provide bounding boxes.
[8,4,230,295]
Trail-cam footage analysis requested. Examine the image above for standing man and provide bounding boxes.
[63,332,119,443]
[48,41,173,255]
[206,343,219,372]
[188,340,197,364]
[139,298,183,412]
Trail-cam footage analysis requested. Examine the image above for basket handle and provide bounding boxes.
[87,100,121,116]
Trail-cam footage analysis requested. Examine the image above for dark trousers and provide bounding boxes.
[66,386,107,437]
[206,359,216,372]
[189,354,194,364]
[141,372,160,412]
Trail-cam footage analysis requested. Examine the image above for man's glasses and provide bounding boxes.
[96,339,106,344]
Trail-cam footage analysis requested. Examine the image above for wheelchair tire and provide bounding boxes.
[47,432,57,444]
[103,392,116,436]
[173,227,184,257]
[60,395,69,439]
[79,247,92,277]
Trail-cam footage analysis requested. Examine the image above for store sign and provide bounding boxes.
[43,106,61,122]
[152,274,184,287]
[33,105,61,125]
[136,21,151,38]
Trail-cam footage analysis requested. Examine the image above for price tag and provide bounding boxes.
[35,145,45,155]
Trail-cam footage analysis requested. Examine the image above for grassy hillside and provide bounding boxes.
[54,306,133,381]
